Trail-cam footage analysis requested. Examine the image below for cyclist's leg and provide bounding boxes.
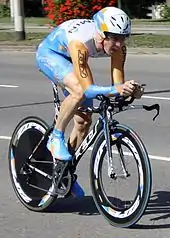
[67,108,92,154]
[36,48,87,160]
[54,72,86,132]
[61,78,93,153]
[36,49,85,197]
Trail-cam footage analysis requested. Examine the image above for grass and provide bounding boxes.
[128,34,170,48]
[1,32,170,48]
[0,32,46,45]
[132,19,170,25]
[0,17,49,25]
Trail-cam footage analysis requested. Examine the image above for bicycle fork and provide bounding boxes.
[103,111,130,179]
[102,110,115,178]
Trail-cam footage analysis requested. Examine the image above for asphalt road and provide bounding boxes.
[1,51,170,237]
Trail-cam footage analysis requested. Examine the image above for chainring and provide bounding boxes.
[53,160,73,197]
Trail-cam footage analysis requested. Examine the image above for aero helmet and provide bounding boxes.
[93,7,131,38]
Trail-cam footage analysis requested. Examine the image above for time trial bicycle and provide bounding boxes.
[8,82,159,228]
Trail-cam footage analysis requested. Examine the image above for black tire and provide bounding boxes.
[90,123,152,228]
[8,116,56,212]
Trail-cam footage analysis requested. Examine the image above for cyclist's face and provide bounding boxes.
[103,35,126,55]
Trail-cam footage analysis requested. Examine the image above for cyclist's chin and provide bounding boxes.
[104,48,119,56]
[104,49,112,56]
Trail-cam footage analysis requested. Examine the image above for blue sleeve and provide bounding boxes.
[84,84,120,99]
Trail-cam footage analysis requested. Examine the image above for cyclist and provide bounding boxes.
[36,6,144,197]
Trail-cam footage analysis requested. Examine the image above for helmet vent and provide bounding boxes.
[124,24,128,30]
[110,20,115,27]
[117,24,121,29]
[111,16,116,21]
[121,16,124,22]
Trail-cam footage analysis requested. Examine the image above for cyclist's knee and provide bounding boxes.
[72,86,84,102]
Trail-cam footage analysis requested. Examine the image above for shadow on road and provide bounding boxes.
[46,195,100,216]
[133,190,170,229]
[42,190,170,227]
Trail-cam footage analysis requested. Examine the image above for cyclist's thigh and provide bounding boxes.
[36,49,93,107]
[36,49,74,84]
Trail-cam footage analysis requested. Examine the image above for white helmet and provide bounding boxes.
[93,7,131,38]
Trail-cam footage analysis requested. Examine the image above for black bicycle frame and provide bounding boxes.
[73,118,103,166]
[52,82,114,168]
[51,82,160,172]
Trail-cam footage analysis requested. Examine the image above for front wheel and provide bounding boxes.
[8,116,56,212]
[90,123,152,228]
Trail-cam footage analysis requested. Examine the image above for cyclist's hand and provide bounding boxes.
[132,83,145,99]
[115,80,136,97]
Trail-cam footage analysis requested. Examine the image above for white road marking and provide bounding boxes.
[148,155,170,162]
[0,51,35,54]
[143,95,170,101]
[0,85,18,88]
[0,136,11,140]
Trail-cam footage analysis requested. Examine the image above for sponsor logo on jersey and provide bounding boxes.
[68,20,92,33]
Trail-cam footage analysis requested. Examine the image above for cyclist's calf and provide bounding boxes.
[69,111,92,150]
[73,112,92,133]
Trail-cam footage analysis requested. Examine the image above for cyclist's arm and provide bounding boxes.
[111,44,127,85]
[68,40,120,98]
[68,40,93,90]
[111,45,139,97]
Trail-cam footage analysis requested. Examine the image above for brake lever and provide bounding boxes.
[143,104,160,121]
[114,96,135,110]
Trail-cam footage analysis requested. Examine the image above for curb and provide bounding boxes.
[0,45,170,55]
[0,45,37,52]
[127,48,170,55]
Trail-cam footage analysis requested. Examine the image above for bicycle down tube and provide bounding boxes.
[73,118,103,166]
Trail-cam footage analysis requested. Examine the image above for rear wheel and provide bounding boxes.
[8,116,56,211]
[90,123,152,228]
